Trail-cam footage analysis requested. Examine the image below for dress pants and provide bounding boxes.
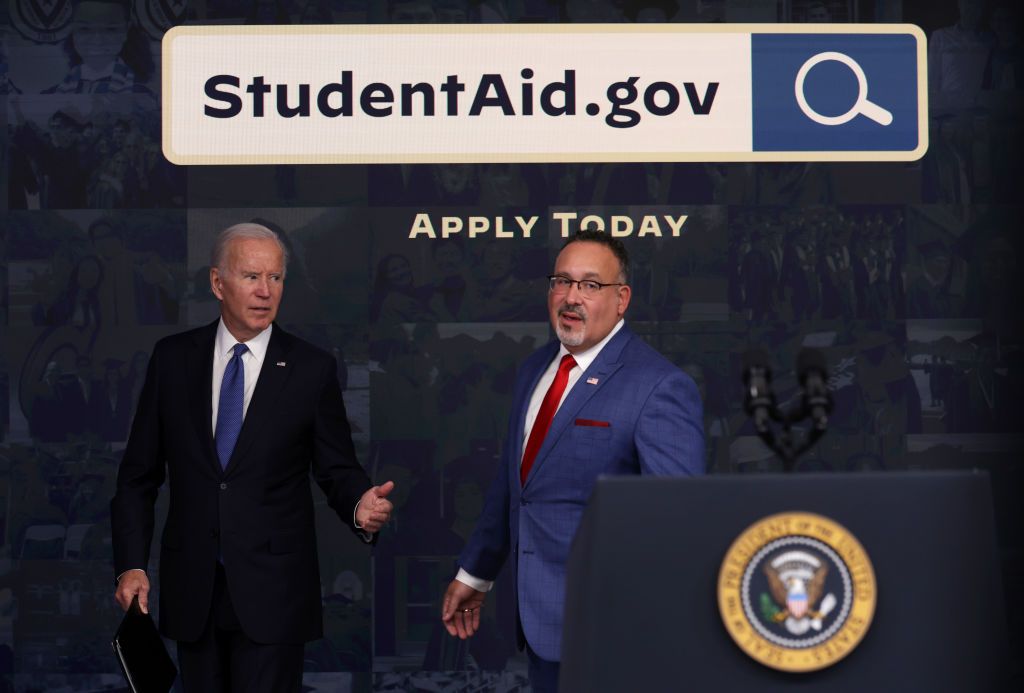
[526,642,561,693]
[176,563,304,693]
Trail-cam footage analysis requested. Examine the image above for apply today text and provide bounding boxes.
[408,212,689,239]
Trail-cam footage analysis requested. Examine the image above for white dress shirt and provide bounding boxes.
[212,320,272,431]
[456,320,625,593]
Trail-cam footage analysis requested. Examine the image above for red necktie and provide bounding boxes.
[521,354,577,486]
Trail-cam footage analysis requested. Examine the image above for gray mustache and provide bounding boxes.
[559,305,587,320]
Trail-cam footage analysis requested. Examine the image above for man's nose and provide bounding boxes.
[255,278,271,296]
[564,281,584,304]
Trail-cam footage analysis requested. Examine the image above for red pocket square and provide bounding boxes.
[575,418,610,427]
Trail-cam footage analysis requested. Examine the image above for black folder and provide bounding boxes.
[111,596,177,693]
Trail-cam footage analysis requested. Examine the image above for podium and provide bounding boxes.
[560,471,1010,692]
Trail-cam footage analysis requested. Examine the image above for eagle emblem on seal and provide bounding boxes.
[762,550,838,635]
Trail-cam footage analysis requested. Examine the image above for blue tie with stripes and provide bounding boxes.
[215,343,248,470]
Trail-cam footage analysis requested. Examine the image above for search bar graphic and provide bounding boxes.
[751,31,922,155]
[163,24,927,165]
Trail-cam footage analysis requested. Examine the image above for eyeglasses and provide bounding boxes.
[547,275,625,298]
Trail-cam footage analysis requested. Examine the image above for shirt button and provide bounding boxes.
[219,482,228,490]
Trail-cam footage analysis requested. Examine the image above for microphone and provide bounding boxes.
[742,349,775,434]
[797,348,833,431]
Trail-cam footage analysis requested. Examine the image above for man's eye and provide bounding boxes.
[581,281,600,292]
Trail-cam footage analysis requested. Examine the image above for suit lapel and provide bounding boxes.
[187,321,220,476]
[522,328,633,490]
[223,325,294,476]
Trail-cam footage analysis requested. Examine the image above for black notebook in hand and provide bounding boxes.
[112,595,177,693]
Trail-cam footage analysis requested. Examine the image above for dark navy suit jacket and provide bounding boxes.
[458,325,705,661]
[111,321,372,644]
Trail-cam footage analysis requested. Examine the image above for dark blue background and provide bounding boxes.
[2,0,1023,691]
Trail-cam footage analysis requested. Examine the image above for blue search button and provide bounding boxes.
[752,33,920,152]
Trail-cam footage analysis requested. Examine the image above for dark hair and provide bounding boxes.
[562,230,630,283]
[370,253,417,321]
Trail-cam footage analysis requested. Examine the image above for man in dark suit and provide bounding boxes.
[112,222,393,692]
[441,231,705,691]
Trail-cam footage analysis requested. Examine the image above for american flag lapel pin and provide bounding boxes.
[586,377,599,385]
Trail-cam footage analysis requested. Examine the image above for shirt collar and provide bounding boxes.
[557,319,625,373]
[215,319,272,364]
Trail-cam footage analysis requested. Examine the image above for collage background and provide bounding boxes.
[1,0,1022,690]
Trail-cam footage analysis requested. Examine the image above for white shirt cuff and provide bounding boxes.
[353,500,373,543]
[456,567,494,592]
[116,568,146,584]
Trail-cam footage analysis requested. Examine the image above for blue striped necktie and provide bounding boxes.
[215,343,249,469]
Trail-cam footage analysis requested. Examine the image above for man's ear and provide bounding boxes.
[617,284,632,317]
[210,266,224,301]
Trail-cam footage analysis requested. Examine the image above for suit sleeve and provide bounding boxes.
[635,369,706,477]
[110,345,166,580]
[457,452,513,581]
[458,352,544,580]
[311,357,373,537]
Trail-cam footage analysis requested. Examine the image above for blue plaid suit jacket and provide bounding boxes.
[458,325,705,661]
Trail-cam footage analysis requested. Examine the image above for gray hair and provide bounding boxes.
[210,222,289,275]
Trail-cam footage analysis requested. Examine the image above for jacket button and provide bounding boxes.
[219,482,228,490]
[210,529,219,538]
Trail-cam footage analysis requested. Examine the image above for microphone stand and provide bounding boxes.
[745,384,831,473]
[756,404,827,472]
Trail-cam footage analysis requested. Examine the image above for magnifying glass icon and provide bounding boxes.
[795,51,893,127]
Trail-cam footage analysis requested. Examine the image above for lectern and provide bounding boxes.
[560,472,1009,692]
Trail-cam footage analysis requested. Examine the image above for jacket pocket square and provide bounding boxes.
[575,418,611,427]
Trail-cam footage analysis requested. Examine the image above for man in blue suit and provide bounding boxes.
[441,231,705,691]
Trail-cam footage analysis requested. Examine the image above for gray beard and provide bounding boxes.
[556,323,585,347]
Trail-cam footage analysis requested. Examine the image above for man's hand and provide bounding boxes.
[115,570,151,614]
[355,480,395,533]
[441,579,486,639]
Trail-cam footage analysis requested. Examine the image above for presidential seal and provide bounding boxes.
[718,512,876,672]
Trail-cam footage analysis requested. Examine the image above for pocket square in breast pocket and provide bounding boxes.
[574,418,611,427]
